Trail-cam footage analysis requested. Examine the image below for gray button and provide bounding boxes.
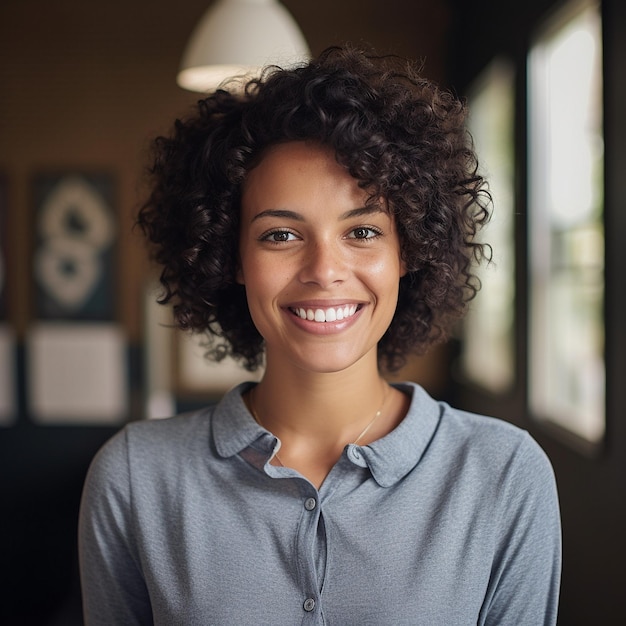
[304,497,317,511]
[303,597,315,612]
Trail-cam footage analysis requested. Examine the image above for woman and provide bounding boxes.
[79,47,561,625]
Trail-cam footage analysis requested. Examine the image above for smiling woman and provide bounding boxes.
[237,141,405,379]
[79,46,561,625]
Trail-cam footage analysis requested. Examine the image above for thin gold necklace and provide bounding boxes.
[248,385,389,467]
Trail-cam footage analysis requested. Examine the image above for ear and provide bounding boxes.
[399,255,408,278]
[235,263,245,285]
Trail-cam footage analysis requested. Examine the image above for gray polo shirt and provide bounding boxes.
[79,382,561,625]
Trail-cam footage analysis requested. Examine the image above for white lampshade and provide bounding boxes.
[177,0,310,92]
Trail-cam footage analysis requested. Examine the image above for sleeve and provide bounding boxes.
[480,433,562,626]
[78,427,154,626]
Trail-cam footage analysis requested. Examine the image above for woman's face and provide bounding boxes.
[238,141,406,375]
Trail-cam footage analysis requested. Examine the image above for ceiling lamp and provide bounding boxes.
[177,0,310,92]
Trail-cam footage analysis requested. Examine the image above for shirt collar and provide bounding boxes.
[358,382,442,487]
[213,382,272,458]
[212,381,442,488]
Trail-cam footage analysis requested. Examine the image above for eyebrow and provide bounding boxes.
[251,206,385,222]
[251,209,304,222]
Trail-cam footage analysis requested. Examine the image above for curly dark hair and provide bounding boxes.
[137,45,490,373]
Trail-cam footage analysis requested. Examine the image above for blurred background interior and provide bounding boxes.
[0,0,624,624]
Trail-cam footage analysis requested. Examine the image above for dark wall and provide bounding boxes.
[0,425,118,625]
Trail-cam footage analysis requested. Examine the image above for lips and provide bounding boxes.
[289,304,360,323]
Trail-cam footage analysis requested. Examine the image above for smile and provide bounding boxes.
[290,305,360,323]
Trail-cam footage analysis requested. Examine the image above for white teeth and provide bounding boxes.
[294,305,358,323]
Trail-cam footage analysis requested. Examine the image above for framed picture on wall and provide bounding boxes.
[27,172,128,425]
[32,172,117,321]
[27,322,128,425]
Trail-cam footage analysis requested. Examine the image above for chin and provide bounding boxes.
[281,345,377,376]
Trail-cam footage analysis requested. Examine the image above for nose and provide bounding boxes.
[297,239,348,287]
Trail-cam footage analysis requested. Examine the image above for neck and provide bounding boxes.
[253,356,389,444]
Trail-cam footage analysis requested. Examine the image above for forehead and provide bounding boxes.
[241,141,370,211]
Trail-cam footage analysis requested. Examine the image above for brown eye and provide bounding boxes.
[260,229,298,243]
[348,227,381,240]
[272,232,290,242]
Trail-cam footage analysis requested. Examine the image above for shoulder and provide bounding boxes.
[443,403,552,473]
[85,406,217,485]
[432,402,558,510]
[125,407,215,453]
[417,392,559,530]
[400,383,555,487]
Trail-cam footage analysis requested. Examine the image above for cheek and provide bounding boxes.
[367,253,404,287]
[240,264,286,314]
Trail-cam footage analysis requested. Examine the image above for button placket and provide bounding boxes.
[294,489,324,619]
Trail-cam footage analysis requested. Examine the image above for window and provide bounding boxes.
[462,60,516,394]
[528,0,604,447]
